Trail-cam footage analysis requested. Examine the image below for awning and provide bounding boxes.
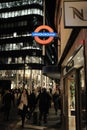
[42,65,61,79]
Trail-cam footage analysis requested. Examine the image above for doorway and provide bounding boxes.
[63,68,86,130]
[64,70,76,130]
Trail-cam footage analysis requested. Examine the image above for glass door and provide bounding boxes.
[68,74,76,130]
[67,72,76,130]
[63,68,86,130]
[79,68,86,130]
[64,70,77,130]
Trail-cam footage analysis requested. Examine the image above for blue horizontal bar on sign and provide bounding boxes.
[32,32,57,37]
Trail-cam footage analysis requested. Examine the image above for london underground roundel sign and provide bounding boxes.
[32,25,57,45]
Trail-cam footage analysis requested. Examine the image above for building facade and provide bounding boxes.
[55,0,87,130]
[0,0,58,90]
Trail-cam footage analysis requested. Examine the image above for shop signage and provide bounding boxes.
[64,1,87,27]
[32,25,57,45]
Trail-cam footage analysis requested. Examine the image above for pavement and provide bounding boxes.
[0,103,62,130]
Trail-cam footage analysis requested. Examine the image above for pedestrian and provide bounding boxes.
[3,89,12,121]
[10,89,15,107]
[17,88,29,128]
[29,89,36,114]
[52,91,60,115]
[36,88,51,125]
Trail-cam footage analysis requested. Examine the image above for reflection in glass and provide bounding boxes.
[80,68,86,129]
[70,81,75,109]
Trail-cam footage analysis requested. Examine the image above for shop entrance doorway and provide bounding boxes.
[63,68,86,130]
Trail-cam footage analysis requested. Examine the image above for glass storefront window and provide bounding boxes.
[0,68,51,93]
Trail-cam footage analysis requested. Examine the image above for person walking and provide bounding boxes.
[3,89,12,121]
[29,90,36,114]
[52,91,60,115]
[36,88,51,125]
[17,88,29,128]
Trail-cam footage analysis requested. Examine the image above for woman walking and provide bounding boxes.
[18,88,29,128]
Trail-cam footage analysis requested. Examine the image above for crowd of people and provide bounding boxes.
[0,86,61,128]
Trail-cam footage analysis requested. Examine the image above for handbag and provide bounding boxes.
[18,102,24,110]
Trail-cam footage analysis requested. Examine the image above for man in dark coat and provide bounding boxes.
[29,90,36,113]
[53,91,60,115]
[3,90,12,121]
[36,88,51,124]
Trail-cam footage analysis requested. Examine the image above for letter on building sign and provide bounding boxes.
[70,7,87,21]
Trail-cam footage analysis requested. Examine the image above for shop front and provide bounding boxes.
[62,45,87,130]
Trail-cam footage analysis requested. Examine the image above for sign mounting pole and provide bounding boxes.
[42,0,45,56]
[41,0,46,88]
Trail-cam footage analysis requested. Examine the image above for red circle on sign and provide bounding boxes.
[34,25,54,45]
